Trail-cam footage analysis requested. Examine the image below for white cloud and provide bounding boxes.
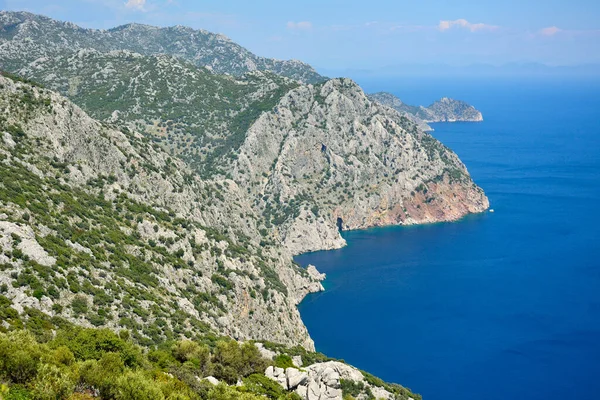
[438,19,498,32]
[124,0,146,10]
[539,26,562,36]
[286,21,313,31]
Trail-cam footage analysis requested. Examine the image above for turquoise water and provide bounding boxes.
[296,78,600,400]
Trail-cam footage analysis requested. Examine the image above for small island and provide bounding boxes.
[369,92,483,130]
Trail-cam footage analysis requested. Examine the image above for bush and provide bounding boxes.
[52,327,143,367]
[70,296,88,316]
[30,364,78,400]
[0,331,43,383]
[273,354,294,369]
[114,370,165,400]
[4,385,33,400]
[211,341,267,383]
[79,352,125,398]
[241,374,286,399]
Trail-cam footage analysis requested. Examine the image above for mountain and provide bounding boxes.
[0,11,325,84]
[369,92,483,127]
[0,70,424,400]
[0,72,323,349]
[0,11,489,399]
[15,48,299,175]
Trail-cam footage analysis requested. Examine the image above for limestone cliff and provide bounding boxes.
[234,79,489,254]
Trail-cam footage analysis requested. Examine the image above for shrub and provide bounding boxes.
[52,327,143,367]
[30,363,78,400]
[79,352,125,399]
[0,330,43,383]
[114,370,165,400]
[70,296,88,316]
[241,374,286,399]
[273,354,294,369]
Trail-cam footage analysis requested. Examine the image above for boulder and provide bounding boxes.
[320,366,340,388]
[265,366,288,390]
[203,376,219,385]
[255,343,277,360]
[286,367,308,389]
[307,378,321,400]
[320,385,342,399]
[265,365,275,379]
[292,355,303,368]
[295,384,308,399]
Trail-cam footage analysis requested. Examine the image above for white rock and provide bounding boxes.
[266,366,288,389]
[306,265,326,280]
[0,221,56,266]
[292,355,303,368]
[203,376,219,385]
[320,366,340,387]
[256,343,277,360]
[307,378,320,400]
[265,365,275,379]
[371,385,394,400]
[286,367,308,389]
[295,384,308,399]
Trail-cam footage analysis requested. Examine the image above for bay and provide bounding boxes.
[296,77,600,400]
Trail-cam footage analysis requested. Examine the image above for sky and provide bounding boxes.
[2,0,600,72]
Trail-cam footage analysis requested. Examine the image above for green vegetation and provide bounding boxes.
[0,326,276,400]
[0,71,45,88]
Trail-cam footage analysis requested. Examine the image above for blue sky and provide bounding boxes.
[2,0,600,70]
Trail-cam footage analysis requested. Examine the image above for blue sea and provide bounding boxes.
[296,76,600,400]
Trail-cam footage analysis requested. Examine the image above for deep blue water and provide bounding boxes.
[296,77,600,400]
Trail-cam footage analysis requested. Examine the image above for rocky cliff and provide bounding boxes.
[234,79,488,254]
[369,92,483,126]
[0,73,323,349]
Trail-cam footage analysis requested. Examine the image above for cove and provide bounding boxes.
[295,77,600,400]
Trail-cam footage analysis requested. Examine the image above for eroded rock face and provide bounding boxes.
[235,79,489,254]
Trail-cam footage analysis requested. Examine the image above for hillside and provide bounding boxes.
[0,73,323,349]
[15,49,299,175]
[0,11,324,84]
[5,47,488,256]
[0,70,424,400]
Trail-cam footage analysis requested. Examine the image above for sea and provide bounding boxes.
[295,75,600,400]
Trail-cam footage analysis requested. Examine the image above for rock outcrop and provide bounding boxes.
[266,362,415,400]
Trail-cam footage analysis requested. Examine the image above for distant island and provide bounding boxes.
[369,92,483,131]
